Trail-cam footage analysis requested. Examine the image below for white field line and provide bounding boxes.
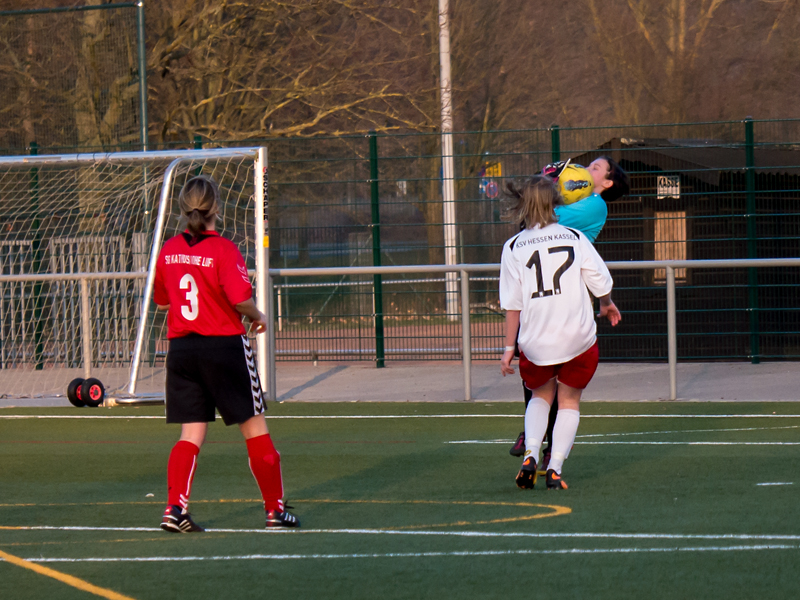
[7,526,800,542]
[19,544,800,563]
[580,441,800,445]
[448,424,800,445]
[576,425,800,438]
[448,441,800,446]
[0,415,165,419]
[756,482,794,486]
[3,414,800,420]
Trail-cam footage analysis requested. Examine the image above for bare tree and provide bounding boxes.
[148,0,439,143]
[578,0,726,123]
[577,0,800,124]
[0,2,142,151]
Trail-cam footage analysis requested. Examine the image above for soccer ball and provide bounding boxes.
[556,163,594,205]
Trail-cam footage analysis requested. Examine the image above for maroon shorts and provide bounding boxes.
[519,341,599,391]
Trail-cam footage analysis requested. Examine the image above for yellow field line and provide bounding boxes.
[0,501,164,508]
[0,497,570,532]
[385,506,572,529]
[0,500,252,508]
[0,535,227,547]
[0,548,136,600]
[1,498,559,508]
[295,498,560,508]
[292,499,572,528]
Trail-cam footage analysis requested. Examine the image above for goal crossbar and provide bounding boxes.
[0,148,263,168]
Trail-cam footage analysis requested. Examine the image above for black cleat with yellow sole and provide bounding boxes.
[537,447,551,476]
[515,453,538,489]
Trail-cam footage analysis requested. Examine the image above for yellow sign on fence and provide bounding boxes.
[484,162,502,178]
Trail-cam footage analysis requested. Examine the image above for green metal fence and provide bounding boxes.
[263,120,800,363]
[2,119,800,363]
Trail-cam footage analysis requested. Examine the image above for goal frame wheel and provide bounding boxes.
[81,378,105,408]
[67,378,86,407]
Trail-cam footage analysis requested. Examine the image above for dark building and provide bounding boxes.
[571,138,800,361]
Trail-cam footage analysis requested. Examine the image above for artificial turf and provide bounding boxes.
[1,401,799,599]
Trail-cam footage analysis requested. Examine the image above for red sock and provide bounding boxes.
[246,434,284,512]
[167,440,200,510]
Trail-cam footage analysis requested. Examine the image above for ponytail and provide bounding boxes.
[186,209,208,238]
[178,175,220,239]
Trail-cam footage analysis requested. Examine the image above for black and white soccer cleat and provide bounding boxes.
[160,504,205,533]
[265,508,300,528]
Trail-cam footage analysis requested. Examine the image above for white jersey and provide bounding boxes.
[499,222,613,366]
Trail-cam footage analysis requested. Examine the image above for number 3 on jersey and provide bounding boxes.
[526,246,575,298]
[180,274,199,320]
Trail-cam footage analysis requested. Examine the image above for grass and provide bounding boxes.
[1,401,799,599]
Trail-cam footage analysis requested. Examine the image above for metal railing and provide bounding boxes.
[2,258,799,401]
[0,271,146,382]
[266,258,800,402]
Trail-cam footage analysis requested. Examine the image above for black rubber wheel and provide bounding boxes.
[67,378,86,407]
[81,378,105,408]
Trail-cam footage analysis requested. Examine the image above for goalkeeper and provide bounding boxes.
[153,175,299,532]
[508,157,629,471]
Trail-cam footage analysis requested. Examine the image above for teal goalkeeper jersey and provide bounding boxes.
[554,192,607,243]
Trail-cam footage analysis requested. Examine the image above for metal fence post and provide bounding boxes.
[745,117,760,364]
[550,124,561,163]
[368,131,385,368]
[267,273,277,402]
[80,277,92,380]
[193,135,203,176]
[135,0,148,151]
[460,269,472,401]
[277,285,283,332]
[666,266,677,400]
[29,141,45,370]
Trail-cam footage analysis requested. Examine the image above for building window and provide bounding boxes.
[654,211,687,282]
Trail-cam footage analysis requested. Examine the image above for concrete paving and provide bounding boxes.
[2,361,799,408]
[272,360,800,403]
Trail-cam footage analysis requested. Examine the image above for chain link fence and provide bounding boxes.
[264,120,800,362]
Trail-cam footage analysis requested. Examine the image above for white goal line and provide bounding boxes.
[3,413,800,420]
[448,440,800,446]
[19,544,800,563]
[9,525,800,541]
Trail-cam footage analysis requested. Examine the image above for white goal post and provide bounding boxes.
[0,147,269,401]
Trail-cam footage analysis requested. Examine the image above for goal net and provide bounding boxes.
[0,148,267,401]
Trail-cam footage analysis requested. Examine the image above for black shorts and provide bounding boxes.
[166,334,266,425]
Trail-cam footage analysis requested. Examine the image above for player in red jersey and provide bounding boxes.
[154,175,299,532]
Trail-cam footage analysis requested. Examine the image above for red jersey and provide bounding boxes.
[153,231,253,339]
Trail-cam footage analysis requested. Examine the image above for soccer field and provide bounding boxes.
[2,401,799,599]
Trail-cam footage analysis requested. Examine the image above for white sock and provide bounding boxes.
[548,409,580,474]
[524,396,551,463]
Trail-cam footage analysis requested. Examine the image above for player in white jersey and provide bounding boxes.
[499,175,621,490]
